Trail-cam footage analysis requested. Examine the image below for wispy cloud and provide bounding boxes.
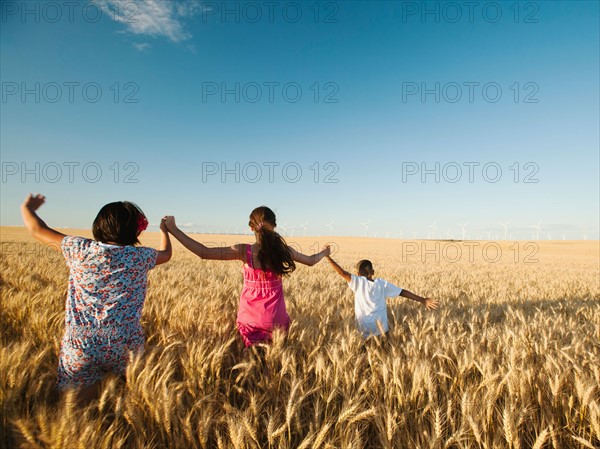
[95,0,202,43]
[132,42,151,52]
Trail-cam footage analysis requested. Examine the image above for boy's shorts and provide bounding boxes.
[57,334,144,390]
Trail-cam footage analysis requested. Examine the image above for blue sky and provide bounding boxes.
[1,0,598,240]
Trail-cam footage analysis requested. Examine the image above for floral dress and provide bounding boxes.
[57,236,157,389]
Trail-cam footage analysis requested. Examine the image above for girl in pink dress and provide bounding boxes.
[163,206,330,346]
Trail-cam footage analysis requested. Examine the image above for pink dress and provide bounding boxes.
[236,244,290,346]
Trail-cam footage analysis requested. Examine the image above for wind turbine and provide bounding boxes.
[498,220,511,241]
[485,230,492,240]
[300,221,308,237]
[361,219,371,237]
[458,222,468,240]
[325,221,334,237]
[281,223,289,236]
[427,219,437,240]
[530,221,542,240]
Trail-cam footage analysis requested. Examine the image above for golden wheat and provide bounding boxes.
[1,227,599,448]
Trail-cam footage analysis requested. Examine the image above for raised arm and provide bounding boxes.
[325,255,351,282]
[289,244,331,266]
[155,218,172,265]
[20,194,66,249]
[163,216,244,261]
[400,290,439,311]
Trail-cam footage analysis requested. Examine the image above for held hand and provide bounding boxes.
[22,193,46,211]
[423,298,439,311]
[162,215,177,232]
[159,217,168,233]
[322,244,332,257]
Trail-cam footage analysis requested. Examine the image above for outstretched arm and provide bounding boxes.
[20,194,66,250]
[289,244,331,266]
[400,290,439,310]
[163,216,244,261]
[325,255,351,282]
[155,219,172,265]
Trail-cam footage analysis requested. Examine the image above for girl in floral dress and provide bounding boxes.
[21,193,172,405]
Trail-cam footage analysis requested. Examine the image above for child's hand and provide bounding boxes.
[159,217,168,233]
[423,298,439,310]
[162,215,177,232]
[22,193,46,211]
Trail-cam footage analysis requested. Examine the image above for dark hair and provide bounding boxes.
[92,201,146,246]
[248,206,295,276]
[356,259,373,276]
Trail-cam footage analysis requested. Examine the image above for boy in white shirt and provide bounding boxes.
[326,256,438,337]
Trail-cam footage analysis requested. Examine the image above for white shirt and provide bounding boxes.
[348,275,402,337]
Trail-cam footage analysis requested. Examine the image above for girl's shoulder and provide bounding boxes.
[132,245,158,258]
[104,243,157,257]
[61,236,100,263]
[64,237,154,255]
[62,235,95,249]
[245,243,255,265]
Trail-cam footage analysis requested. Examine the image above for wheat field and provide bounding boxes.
[1,227,599,449]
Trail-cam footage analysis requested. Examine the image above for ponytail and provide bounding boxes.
[249,206,296,276]
[256,227,295,276]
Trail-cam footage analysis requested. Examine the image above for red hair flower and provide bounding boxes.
[137,213,148,233]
